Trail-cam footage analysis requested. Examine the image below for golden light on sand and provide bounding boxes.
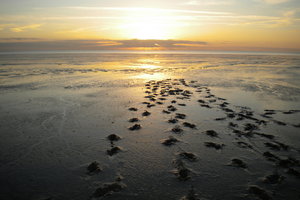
[133,73,167,80]
[138,58,161,64]
[137,64,160,69]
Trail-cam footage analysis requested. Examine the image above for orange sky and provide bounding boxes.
[0,0,299,52]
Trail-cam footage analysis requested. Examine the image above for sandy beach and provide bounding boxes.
[0,52,300,200]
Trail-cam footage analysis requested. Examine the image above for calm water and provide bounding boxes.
[1,52,300,102]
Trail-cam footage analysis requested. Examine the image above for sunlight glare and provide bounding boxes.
[133,73,167,80]
[119,9,176,40]
[138,58,161,64]
[137,64,160,69]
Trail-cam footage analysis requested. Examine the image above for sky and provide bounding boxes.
[0,0,300,52]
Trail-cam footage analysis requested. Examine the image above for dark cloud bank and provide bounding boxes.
[0,39,208,52]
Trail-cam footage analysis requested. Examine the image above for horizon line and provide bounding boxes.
[1,49,299,56]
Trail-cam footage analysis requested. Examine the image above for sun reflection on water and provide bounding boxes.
[137,64,160,69]
[132,63,167,80]
[137,58,161,64]
[133,73,167,80]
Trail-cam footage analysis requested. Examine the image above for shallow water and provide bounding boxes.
[0,53,300,200]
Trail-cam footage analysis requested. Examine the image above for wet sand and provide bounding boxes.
[0,53,300,200]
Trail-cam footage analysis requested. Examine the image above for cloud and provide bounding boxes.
[1,6,296,29]
[0,37,41,42]
[183,0,233,6]
[261,0,290,4]
[0,24,13,31]
[283,10,295,17]
[1,39,299,52]
[96,41,123,46]
[186,10,299,27]
[0,39,207,52]
[116,39,207,48]
[173,43,205,47]
[10,24,42,32]
[273,10,297,26]
[67,7,231,15]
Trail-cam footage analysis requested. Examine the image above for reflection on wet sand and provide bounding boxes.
[0,53,299,200]
[133,72,168,80]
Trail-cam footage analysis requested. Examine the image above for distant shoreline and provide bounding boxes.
[0,50,300,56]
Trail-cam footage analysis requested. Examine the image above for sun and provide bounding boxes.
[118,8,176,40]
[126,18,169,40]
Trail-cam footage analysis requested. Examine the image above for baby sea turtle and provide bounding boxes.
[278,157,300,168]
[87,161,102,173]
[168,118,178,124]
[172,159,191,181]
[223,108,233,112]
[161,136,179,146]
[228,122,238,127]
[93,182,126,197]
[175,113,186,119]
[274,141,289,150]
[198,99,206,103]
[129,124,142,131]
[233,130,253,138]
[128,118,139,123]
[287,168,300,177]
[107,134,121,142]
[244,123,258,132]
[293,123,300,128]
[229,158,247,168]
[248,185,271,200]
[183,122,196,129]
[205,130,218,137]
[236,141,253,149]
[180,186,200,200]
[215,117,226,121]
[168,105,177,112]
[263,151,280,161]
[147,104,156,108]
[128,107,138,111]
[115,174,124,182]
[273,120,286,126]
[177,168,191,181]
[204,142,224,150]
[172,125,183,133]
[162,110,171,114]
[282,110,299,114]
[262,172,285,184]
[179,152,197,162]
[107,146,122,156]
[264,142,281,151]
[142,111,151,116]
[200,104,211,108]
[227,113,235,118]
